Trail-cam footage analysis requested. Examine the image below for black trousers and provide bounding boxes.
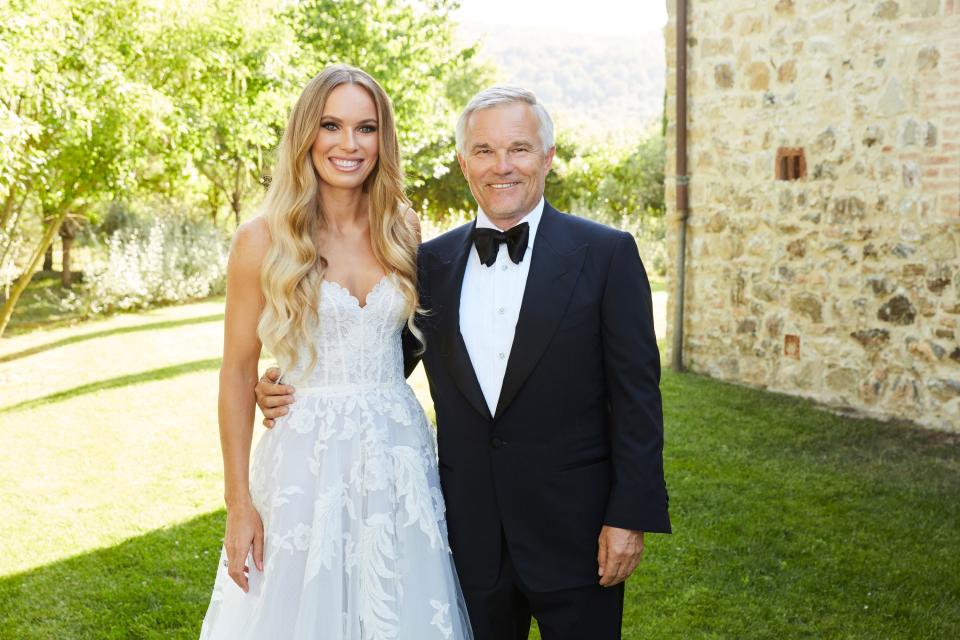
[461,532,625,640]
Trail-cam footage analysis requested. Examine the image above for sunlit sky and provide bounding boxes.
[453,0,667,36]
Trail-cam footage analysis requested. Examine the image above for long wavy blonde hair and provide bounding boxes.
[257,65,420,376]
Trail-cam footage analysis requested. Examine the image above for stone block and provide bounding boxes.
[778,59,798,83]
[739,14,766,35]
[927,378,960,401]
[814,127,837,153]
[775,0,796,14]
[786,238,806,258]
[867,276,894,296]
[909,0,941,17]
[878,294,917,324]
[927,265,952,293]
[901,119,919,145]
[791,293,824,322]
[826,367,861,393]
[715,64,735,89]
[765,314,784,338]
[918,46,941,71]
[851,328,891,348]
[902,161,921,188]
[747,62,771,90]
[737,319,758,334]
[879,78,906,116]
[863,125,884,147]
[874,1,901,19]
[703,38,734,57]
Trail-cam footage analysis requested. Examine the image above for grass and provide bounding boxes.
[1,271,225,338]
[1,272,87,336]
[1,302,958,639]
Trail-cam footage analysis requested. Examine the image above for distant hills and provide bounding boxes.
[456,22,666,145]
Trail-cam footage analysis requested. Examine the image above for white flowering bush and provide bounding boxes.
[0,226,25,298]
[64,214,228,315]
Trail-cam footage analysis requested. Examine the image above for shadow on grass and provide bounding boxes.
[0,314,224,364]
[2,369,959,639]
[0,358,222,414]
[0,510,225,640]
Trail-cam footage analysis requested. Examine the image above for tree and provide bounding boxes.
[290,0,486,196]
[148,0,300,228]
[0,0,171,335]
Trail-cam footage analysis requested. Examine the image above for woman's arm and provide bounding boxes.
[218,216,271,592]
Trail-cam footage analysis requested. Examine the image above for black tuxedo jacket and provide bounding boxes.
[403,202,670,592]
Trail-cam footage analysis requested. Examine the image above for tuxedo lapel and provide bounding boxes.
[495,205,586,421]
[430,222,493,421]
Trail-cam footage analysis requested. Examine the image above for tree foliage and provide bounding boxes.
[0,0,666,335]
[0,0,487,335]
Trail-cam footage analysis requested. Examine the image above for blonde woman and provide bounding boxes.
[200,65,472,639]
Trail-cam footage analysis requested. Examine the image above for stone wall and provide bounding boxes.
[663,0,960,431]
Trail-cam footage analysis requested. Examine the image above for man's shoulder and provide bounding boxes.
[545,205,630,250]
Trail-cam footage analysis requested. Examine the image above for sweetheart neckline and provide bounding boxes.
[322,273,393,310]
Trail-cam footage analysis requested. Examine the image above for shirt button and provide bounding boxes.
[501,265,508,271]
[498,307,505,314]
[498,352,505,359]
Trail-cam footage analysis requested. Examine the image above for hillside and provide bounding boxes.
[456,21,666,144]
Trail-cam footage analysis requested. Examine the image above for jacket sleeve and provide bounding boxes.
[600,231,671,533]
[402,246,428,379]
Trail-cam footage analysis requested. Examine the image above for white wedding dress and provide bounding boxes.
[201,274,473,640]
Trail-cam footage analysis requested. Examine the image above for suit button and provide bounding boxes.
[491,437,505,448]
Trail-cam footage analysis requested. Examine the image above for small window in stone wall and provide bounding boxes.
[776,147,806,181]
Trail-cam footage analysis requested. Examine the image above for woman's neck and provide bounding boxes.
[318,183,368,233]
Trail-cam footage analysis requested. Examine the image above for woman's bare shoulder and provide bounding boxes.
[229,216,272,272]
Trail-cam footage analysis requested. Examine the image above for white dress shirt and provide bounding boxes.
[459,197,545,415]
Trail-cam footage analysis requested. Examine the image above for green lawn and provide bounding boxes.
[1,272,86,336]
[0,302,957,639]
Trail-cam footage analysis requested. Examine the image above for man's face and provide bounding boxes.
[457,102,555,228]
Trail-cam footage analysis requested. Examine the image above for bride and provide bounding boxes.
[200,65,472,640]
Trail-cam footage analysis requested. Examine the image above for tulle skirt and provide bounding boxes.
[200,382,473,640]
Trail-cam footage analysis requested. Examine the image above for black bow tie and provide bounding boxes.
[471,223,530,267]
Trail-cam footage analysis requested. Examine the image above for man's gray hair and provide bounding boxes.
[455,85,555,154]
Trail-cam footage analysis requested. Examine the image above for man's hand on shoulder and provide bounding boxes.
[597,525,645,587]
[254,366,296,428]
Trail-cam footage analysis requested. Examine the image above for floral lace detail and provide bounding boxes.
[201,275,472,640]
[280,274,406,388]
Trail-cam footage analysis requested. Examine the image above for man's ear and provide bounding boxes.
[544,146,556,172]
[457,153,467,178]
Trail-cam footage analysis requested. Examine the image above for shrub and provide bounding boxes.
[63,213,228,316]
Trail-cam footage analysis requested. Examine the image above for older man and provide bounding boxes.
[257,87,670,640]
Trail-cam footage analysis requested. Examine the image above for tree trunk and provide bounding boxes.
[232,193,241,228]
[43,243,53,271]
[0,210,68,336]
[206,185,220,225]
[0,189,15,230]
[59,217,80,288]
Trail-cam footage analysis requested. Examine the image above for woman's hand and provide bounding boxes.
[224,498,264,593]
